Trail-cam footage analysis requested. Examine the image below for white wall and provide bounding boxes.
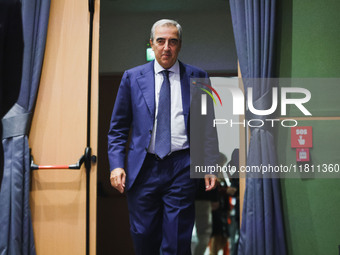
[211,77,240,166]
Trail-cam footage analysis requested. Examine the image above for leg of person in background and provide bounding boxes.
[194,200,212,255]
[210,209,228,255]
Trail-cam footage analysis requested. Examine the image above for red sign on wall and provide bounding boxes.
[291,126,313,148]
[296,148,310,162]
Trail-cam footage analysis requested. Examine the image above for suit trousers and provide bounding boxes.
[126,149,196,255]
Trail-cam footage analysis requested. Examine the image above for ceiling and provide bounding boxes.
[101,0,229,13]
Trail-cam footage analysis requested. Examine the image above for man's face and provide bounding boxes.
[150,25,181,69]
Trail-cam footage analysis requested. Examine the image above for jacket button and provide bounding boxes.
[149,130,152,134]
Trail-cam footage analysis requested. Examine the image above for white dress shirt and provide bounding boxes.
[148,60,189,154]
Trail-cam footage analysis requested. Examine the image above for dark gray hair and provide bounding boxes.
[150,19,182,42]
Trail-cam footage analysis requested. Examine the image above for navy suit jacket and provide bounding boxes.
[108,60,218,190]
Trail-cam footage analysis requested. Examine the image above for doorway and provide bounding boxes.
[97,1,238,254]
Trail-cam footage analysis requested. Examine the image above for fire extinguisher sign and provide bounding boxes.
[291,126,313,148]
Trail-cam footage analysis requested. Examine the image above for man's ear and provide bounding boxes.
[149,39,154,48]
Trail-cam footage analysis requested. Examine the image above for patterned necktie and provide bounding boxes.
[155,70,171,159]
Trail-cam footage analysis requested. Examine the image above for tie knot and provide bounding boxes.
[161,70,170,79]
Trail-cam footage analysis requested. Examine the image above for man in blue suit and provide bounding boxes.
[108,19,218,255]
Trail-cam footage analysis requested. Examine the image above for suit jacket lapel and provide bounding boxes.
[136,61,155,121]
[136,61,192,131]
[179,62,192,133]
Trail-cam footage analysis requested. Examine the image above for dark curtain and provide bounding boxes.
[0,0,51,254]
[0,0,23,189]
[229,1,286,254]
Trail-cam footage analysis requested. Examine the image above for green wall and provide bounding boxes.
[277,0,340,78]
[276,0,340,254]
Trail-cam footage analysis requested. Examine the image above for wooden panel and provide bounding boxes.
[29,0,99,254]
[90,0,100,254]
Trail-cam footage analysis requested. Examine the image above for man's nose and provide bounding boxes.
[164,40,170,50]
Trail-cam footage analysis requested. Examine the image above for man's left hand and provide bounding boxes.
[204,174,217,191]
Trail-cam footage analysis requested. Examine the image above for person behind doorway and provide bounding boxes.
[225,149,240,255]
[193,179,219,255]
[210,153,229,255]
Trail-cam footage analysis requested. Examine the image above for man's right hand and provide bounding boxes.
[110,168,126,193]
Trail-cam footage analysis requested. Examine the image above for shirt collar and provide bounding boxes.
[154,59,179,75]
